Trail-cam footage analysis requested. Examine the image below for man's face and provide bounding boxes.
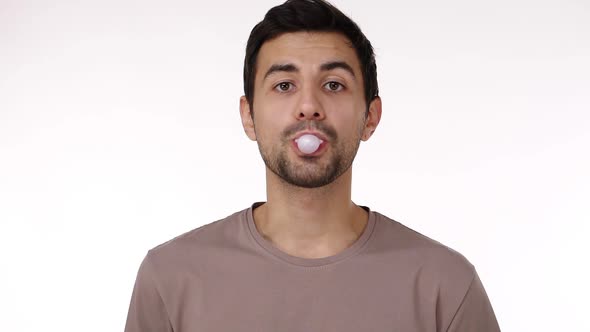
[240,31,380,188]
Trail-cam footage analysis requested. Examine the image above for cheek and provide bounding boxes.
[329,102,366,130]
[254,98,296,129]
[253,112,284,144]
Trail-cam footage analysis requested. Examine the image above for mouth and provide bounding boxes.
[291,138,328,157]
[292,131,329,142]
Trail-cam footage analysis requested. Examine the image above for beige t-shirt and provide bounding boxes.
[125,203,500,331]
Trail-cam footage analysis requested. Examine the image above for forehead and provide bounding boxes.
[256,31,362,77]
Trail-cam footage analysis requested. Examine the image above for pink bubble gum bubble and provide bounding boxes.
[295,134,322,154]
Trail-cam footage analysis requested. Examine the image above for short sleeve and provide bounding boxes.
[446,271,501,332]
[124,252,174,332]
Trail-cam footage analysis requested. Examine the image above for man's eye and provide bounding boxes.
[325,81,344,92]
[275,82,293,92]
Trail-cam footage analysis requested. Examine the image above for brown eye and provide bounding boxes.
[275,82,293,92]
[325,81,343,91]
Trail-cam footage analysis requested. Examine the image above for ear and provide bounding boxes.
[361,96,382,141]
[239,96,257,141]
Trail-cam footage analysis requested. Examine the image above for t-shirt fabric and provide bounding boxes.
[124,202,500,332]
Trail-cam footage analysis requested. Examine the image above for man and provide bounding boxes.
[124,0,500,331]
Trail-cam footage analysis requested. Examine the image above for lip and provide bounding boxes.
[292,131,329,142]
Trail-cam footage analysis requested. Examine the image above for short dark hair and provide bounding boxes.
[243,0,379,113]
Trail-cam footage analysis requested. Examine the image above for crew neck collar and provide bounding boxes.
[245,202,376,268]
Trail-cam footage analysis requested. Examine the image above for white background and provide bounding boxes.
[1,0,589,331]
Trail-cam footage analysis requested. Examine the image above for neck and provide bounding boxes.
[252,166,368,259]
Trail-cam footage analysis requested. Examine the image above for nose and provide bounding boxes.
[295,87,325,121]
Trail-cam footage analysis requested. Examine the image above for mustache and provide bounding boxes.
[282,121,338,142]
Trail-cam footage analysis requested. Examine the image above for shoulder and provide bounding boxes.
[370,211,485,327]
[370,210,476,287]
[143,208,248,275]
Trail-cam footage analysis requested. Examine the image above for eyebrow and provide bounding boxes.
[320,61,356,79]
[263,63,298,80]
[262,61,356,80]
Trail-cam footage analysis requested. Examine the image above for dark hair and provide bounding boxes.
[243,0,378,112]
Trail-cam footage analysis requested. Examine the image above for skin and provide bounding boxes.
[239,31,382,259]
